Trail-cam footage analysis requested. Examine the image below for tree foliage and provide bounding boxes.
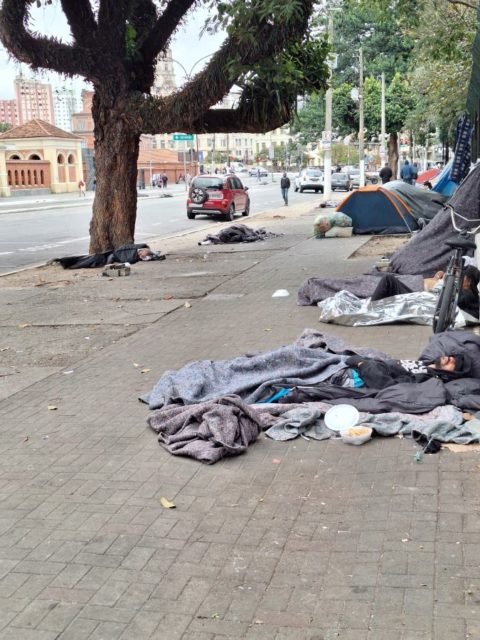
[0,0,330,252]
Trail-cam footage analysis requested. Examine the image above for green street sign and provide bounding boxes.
[173,133,194,141]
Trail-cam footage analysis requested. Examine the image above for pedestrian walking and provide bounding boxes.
[379,163,393,184]
[257,168,261,182]
[400,160,414,185]
[78,179,86,197]
[412,162,418,184]
[280,172,291,206]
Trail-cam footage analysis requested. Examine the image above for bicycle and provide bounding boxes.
[432,204,480,333]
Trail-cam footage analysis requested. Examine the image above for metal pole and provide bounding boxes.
[183,141,187,192]
[211,134,215,173]
[323,11,334,200]
[380,72,386,166]
[359,47,365,187]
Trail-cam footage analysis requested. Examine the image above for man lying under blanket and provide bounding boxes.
[142,329,480,463]
[51,243,165,269]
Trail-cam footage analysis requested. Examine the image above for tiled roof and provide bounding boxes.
[138,149,180,163]
[0,119,82,141]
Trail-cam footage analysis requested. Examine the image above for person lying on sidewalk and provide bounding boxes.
[371,268,480,319]
[50,243,165,269]
[342,352,470,391]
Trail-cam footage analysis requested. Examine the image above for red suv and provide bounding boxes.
[187,175,250,220]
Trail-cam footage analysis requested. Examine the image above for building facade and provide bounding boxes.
[53,85,79,132]
[15,76,55,125]
[153,49,177,97]
[71,90,94,149]
[0,100,19,127]
[0,119,84,197]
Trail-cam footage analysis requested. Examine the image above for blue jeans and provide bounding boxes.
[281,187,289,204]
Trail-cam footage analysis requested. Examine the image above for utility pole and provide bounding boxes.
[358,47,365,187]
[380,72,386,167]
[323,11,334,199]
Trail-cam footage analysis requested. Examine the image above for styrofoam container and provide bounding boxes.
[324,404,359,432]
[340,425,373,445]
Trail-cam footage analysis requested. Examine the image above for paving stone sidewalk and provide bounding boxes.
[0,205,479,640]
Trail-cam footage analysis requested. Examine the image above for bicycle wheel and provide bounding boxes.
[433,275,457,333]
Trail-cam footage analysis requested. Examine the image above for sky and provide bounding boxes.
[0,3,225,99]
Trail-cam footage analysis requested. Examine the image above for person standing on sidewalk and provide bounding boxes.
[280,172,291,206]
[379,163,393,184]
[78,179,86,196]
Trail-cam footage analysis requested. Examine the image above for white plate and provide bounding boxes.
[324,404,359,432]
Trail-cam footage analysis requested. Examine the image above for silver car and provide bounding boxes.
[294,168,324,193]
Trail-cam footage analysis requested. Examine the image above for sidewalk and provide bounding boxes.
[0,202,477,640]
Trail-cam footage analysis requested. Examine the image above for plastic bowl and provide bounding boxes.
[324,404,360,432]
[340,425,372,446]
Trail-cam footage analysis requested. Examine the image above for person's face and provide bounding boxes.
[138,248,151,259]
[437,356,456,372]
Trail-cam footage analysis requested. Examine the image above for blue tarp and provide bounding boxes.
[432,159,457,197]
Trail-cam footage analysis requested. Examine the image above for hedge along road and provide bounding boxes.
[0,176,320,274]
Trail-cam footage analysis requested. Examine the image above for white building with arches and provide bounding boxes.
[0,119,84,197]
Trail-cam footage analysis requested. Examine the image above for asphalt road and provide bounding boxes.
[0,175,321,274]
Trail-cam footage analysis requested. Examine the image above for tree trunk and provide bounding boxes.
[387,132,399,178]
[89,91,140,254]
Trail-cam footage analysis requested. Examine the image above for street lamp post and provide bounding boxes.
[358,47,365,187]
[323,11,334,200]
[380,72,386,166]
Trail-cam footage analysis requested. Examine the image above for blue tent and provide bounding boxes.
[336,185,420,234]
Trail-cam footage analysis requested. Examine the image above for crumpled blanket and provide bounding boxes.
[199,224,280,245]
[297,274,423,306]
[147,395,266,463]
[257,403,479,445]
[140,329,388,410]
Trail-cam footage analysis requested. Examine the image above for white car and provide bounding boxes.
[294,168,324,193]
[248,166,269,177]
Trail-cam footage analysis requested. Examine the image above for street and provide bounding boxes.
[0,174,321,274]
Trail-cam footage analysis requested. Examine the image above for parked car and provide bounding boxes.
[248,166,269,177]
[294,168,324,193]
[349,169,380,189]
[348,169,360,189]
[330,172,351,191]
[187,174,250,220]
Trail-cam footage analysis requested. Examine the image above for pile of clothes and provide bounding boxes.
[198,224,280,245]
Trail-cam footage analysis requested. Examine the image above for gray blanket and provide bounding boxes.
[140,329,387,410]
[297,274,424,306]
[147,395,266,464]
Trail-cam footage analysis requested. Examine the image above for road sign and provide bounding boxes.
[173,133,194,141]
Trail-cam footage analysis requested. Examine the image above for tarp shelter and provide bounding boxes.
[417,167,440,184]
[432,159,457,197]
[389,163,480,276]
[382,181,446,222]
[336,185,421,234]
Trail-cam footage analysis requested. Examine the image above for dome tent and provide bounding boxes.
[335,183,445,234]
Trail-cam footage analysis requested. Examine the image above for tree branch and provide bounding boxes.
[139,0,198,63]
[59,0,97,46]
[447,0,477,8]
[0,0,95,77]
[139,1,314,131]
[97,0,130,56]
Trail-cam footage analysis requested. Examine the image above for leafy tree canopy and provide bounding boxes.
[0,0,331,252]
